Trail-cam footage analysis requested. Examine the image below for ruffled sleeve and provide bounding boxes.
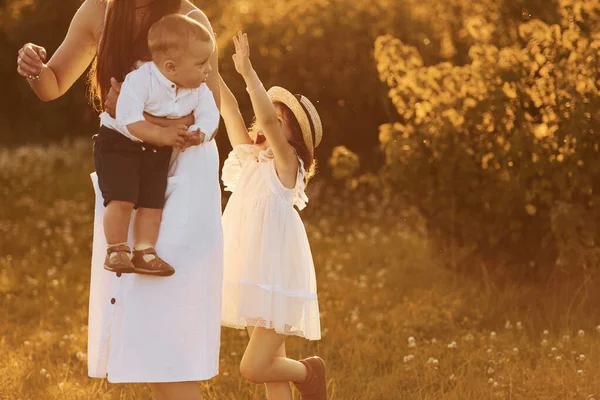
[222,144,256,192]
[292,158,309,210]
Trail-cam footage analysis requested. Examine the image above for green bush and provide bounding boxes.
[372,0,600,277]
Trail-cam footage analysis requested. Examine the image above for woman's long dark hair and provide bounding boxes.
[88,0,181,109]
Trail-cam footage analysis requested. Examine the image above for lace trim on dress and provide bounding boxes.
[292,157,309,210]
[222,319,311,339]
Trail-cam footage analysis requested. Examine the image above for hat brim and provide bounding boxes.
[267,86,322,156]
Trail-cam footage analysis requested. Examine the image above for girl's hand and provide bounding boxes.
[232,31,253,78]
[17,43,47,79]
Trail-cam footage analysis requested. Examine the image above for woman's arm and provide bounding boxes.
[144,113,196,128]
[232,32,298,174]
[219,75,253,146]
[17,0,101,101]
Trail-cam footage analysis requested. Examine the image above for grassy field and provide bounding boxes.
[1,140,600,400]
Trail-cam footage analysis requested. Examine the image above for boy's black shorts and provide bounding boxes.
[93,126,172,209]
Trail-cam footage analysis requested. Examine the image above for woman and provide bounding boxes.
[16,1,222,399]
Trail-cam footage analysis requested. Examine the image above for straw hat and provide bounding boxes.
[267,86,323,157]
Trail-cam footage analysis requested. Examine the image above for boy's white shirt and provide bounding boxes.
[100,61,219,143]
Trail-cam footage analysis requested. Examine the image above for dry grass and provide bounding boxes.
[1,140,600,400]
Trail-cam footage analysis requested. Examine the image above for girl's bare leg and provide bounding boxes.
[240,327,307,385]
[247,327,293,399]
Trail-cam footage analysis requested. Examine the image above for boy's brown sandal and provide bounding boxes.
[132,247,175,277]
[293,356,327,400]
[104,244,135,274]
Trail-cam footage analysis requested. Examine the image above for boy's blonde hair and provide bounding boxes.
[148,14,213,61]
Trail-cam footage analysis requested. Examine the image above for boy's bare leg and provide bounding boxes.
[133,207,162,253]
[103,200,135,273]
[131,208,174,276]
[104,200,135,245]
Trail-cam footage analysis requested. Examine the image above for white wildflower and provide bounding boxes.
[408,336,416,348]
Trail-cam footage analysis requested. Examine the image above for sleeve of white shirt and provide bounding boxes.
[116,67,151,139]
[188,85,220,143]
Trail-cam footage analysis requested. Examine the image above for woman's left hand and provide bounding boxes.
[17,43,46,79]
[104,78,122,118]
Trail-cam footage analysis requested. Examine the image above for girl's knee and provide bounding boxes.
[266,381,290,391]
[239,359,264,384]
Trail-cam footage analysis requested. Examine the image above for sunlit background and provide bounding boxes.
[2,0,600,398]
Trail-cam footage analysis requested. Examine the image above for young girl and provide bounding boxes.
[219,32,326,400]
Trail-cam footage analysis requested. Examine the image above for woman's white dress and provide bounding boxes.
[220,145,321,340]
[88,141,223,383]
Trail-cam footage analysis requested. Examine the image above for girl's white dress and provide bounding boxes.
[221,145,321,340]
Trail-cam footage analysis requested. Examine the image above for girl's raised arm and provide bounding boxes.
[231,32,298,174]
[219,75,253,147]
[17,0,101,102]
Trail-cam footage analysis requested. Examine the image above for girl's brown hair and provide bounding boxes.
[88,0,181,109]
[276,103,317,184]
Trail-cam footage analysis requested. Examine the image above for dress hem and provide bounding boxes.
[88,370,219,383]
[221,321,321,341]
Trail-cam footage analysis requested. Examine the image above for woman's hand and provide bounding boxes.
[17,43,47,79]
[104,78,122,118]
[232,31,253,78]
